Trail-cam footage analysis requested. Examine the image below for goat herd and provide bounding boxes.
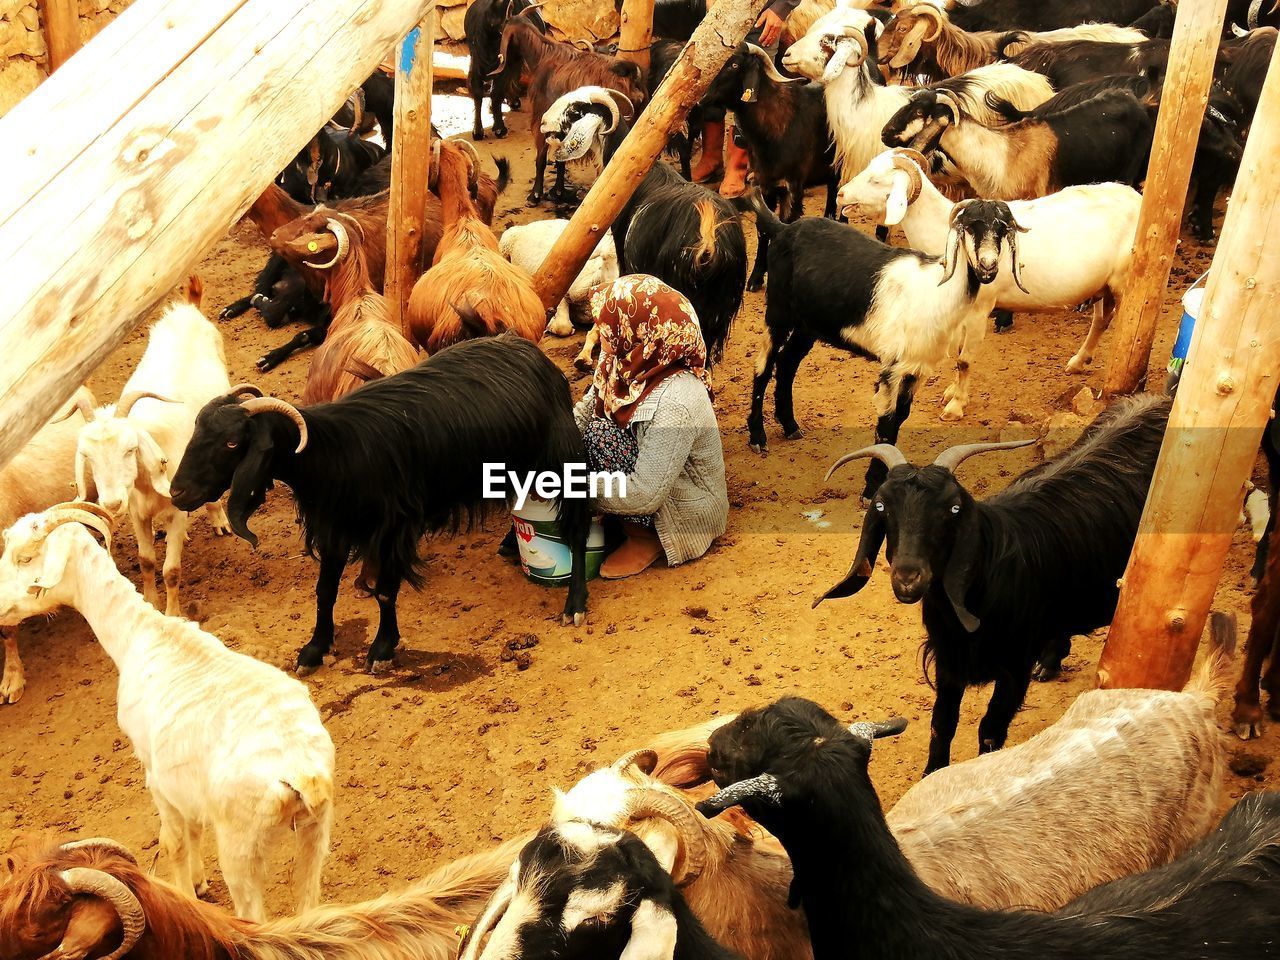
[4,0,1280,955]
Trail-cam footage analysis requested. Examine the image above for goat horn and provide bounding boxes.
[429,138,443,190]
[939,223,963,286]
[117,391,177,418]
[934,88,961,125]
[59,838,138,864]
[57,867,145,960]
[304,219,349,270]
[51,392,96,424]
[1005,219,1031,295]
[745,43,807,84]
[848,716,909,743]
[696,772,782,817]
[55,500,116,528]
[584,89,623,134]
[454,139,483,190]
[240,397,309,453]
[37,510,113,553]
[825,444,909,481]
[906,3,944,41]
[627,787,708,886]
[948,197,976,227]
[229,383,264,399]
[459,871,518,960]
[931,437,1037,473]
[613,748,659,774]
[889,152,924,204]
[840,27,870,66]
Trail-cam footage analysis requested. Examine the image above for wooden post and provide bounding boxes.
[618,0,657,72]
[1101,0,1228,398]
[1097,41,1280,691]
[386,8,436,330]
[0,0,436,468]
[533,0,766,310]
[40,0,81,71]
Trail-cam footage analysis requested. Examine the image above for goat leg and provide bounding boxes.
[471,72,488,140]
[774,331,817,441]
[491,84,508,139]
[529,138,548,204]
[925,675,964,777]
[560,496,591,626]
[863,373,917,500]
[257,320,328,372]
[1234,516,1280,737]
[748,328,782,454]
[1031,635,1072,681]
[992,309,1014,333]
[297,549,347,676]
[548,161,570,204]
[0,626,24,705]
[366,568,403,674]
[977,670,1033,755]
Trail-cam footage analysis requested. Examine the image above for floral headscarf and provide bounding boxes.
[589,275,713,425]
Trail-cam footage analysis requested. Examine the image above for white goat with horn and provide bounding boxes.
[74,277,233,616]
[0,502,335,922]
[838,148,1140,372]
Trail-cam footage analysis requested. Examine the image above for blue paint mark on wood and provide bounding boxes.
[400,27,421,74]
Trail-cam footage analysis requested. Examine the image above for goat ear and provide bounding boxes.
[53,896,122,960]
[135,430,171,498]
[225,424,275,549]
[74,447,89,502]
[884,171,910,226]
[33,529,74,595]
[617,900,678,960]
[942,508,982,632]
[814,509,885,606]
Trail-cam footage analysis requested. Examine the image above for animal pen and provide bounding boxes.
[2,0,1280,951]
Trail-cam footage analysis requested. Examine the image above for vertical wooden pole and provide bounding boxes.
[618,0,657,72]
[386,5,436,330]
[1097,42,1280,692]
[40,0,81,71]
[533,0,766,310]
[1101,0,1228,398]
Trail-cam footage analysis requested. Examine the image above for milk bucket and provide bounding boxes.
[1166,271,1209,395]
[511,498,606,585]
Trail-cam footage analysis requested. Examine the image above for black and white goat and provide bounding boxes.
[745,197,1015,496]
[817,394,1170,774]
[466,0,548,140]
[541,86,746,361]
[947,0,1161,32]
[459,819,739,960]
[698,696,1280,960]
[169,335,589,675]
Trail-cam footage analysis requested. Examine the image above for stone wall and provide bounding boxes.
[0,0,130,116]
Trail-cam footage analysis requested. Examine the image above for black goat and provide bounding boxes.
[169,336,589,675]
[948,0,1160,31]
[466,0,547,140]
[1007,38,1175,87]
[701,696,1280,960]
[704,43,838,291]
[652,38,698,179]
[458,820,739,960]
[277,126,385,205]
[613,0,707,41]
[1221,26,1278,123]
[541,87,746,361]
[817,395,1170,774]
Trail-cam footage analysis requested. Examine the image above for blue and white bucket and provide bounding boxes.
[511,498,606,585]
[1165,271,1210,395]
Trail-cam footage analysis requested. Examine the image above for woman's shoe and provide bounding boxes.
[600,522,663,579]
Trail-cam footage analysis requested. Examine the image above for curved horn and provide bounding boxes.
[840,26,870,66]
[613,748,659,774]
[55,500,116,528]
[745,43,807,85]
[39,509,114,552]
[454,139,483,190]
[1005,215,1031,295]
[459,869,518,960]
[429,138,443,191]
[627,787,709,885]
[116,391,176,419]
[346,87,366,136]
[304,218,349,269]
[931,436,1037,473]
[934,88,961,125]
[488,22,517,76]
[848,716,909,743]
[57,867,145,960]
[889,151,925,203]
[908,3,944,41]
[696,773,782,817]
[241,397,309,453]
[59,838,138,864]
[51,392,96,424]
[229,383,264,399]
[582,89,623,133]
[825,444,908,482]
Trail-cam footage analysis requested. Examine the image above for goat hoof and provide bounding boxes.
[194,880,210,898]
[527,194,542,206]
[783,426,805,441]
[493,127,508,140]
[1031,662,1061,682]
[0,680,23,705]
[1066,356,1090,374]
[978,738,997,754]
[748,441,768,456]
[574,356,594,373]
[1235,720,1262,740]
[473,130,486,141]
[561,611,587,627]
[296,663,319,678]
[940,402,965,422]
[746,279,764,293]
[367,657,394,675]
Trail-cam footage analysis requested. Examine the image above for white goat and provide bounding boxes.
[839,148,1140,372]
[0,387,96,704]
[498,219,618,340]
[0,503,335,921]
[75,279,233,616]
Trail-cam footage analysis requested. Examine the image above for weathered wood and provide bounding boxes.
[386,9,436,330]
[532,0,767,311]
[1098,41,1280,691]
[0,0,436,467]
[1102,0,1228,397]
[40,0,81,71]
[618,0,657,71]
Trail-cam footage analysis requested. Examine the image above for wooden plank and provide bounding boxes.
[618,0,657,71]
[40,0,81,71]
[1102,0,1229,397]
[386,9,437,330]
[0,0,437,467]
[532,0,767,311]
[1098,41,1280,691]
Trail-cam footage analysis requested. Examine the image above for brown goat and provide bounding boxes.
[490,16,645,203]
[1234,515,1280,738]
[405,141,546,353]
[270,212,419,404]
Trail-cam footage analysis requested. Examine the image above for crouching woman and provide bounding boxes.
[576,275,728,579]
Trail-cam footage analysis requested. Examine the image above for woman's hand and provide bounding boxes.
[755,9,785,47]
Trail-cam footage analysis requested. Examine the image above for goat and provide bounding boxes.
[169,335,590,675]
[877,62,1054,138]
[467,0,548,140]
[703,43,839,291]
[0,387,96,704]
[541,87,747,362]
[1221,26,1277,122]
[908,87,1154,200]
[744,196,1013,497]
[945,0,1161,31]
[407,140,547,352]
[817,395,1169,773]
[698,695,1280,960]
[1009,38,1174,87]
[461,819,741,960]
[652,38,699,180]
[499,219,619,338]
[277,122,385,205]
[877,3,1145,81]
[838,149,1139,370]
[75,280,232,617]
[269,212,419,403]
[489,16,645,204]
[0,504,335,921]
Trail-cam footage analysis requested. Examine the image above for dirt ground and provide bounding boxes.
[3,91,1275,916]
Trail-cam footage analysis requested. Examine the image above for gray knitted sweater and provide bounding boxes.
[574,372,728,565]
